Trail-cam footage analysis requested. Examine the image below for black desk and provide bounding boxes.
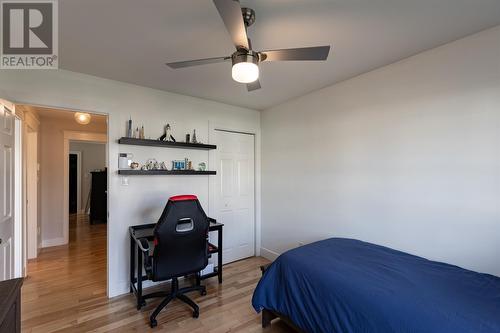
[129,219,223,309]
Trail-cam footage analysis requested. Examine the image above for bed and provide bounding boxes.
[252,238,500,333]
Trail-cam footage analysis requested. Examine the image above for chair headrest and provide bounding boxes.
[169,195,198,202]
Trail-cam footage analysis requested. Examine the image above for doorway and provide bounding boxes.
[17,105,108,294]
[68,141,107,224]
[69,152,81,215]
[213,130,256,264]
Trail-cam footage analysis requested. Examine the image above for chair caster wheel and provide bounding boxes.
[201,289,207,296]
[150,319,158,328]
[193,310,199,318]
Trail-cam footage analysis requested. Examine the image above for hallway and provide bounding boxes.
[22,214,106,332]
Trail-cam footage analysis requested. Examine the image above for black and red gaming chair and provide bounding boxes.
[142,195,209,328]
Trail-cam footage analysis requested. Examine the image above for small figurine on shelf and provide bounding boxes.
[127,117,132,137]
[166,124,172,141]
[139,125,145,139]
[159,123,173,142]
[134,127,139,139]
[142,158,160,170]
[167,124,176,142]
[185,133,190,143]
[198,162,207,171]
[160,161,169,170]
[192,129,198,143]
[172,160,186,170]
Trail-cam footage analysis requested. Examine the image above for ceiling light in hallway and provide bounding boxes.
[74,112,91,125]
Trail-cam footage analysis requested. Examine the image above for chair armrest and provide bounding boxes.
[135,237,153,277]
[137,238,150,253]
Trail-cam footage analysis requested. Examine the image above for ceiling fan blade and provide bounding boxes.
[260,46,331,62]
[213,0,249,50]
[247,80,261,91]
[166,56,230,69]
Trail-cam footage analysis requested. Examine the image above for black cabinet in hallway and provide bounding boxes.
[69,153,78,214]
[90,170,107,224]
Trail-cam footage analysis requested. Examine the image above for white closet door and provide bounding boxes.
[214,130,255,264]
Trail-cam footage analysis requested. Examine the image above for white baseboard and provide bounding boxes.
[41,237,66,248]
[260,247,280,261]
[109,281,129,298]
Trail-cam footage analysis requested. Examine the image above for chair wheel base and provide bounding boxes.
[150,319,158,328]
[200,289,207,296]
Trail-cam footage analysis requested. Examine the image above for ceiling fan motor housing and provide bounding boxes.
[232,50,259,66]
[241,7,256,27]
[231,50,260,83]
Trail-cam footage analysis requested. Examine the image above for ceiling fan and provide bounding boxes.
[166,0,331,91]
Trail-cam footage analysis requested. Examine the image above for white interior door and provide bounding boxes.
[0,101,16,281]
[214,130,255,264]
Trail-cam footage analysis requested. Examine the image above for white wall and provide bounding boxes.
[38,116,107,246]
[261,26,500,276]
[69,141,107,211]
[0,70,260,297]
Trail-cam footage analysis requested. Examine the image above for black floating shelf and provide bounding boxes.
[118,137,216,150]
[118,170,216,176]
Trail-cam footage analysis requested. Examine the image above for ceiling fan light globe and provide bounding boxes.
[232,62,259,83]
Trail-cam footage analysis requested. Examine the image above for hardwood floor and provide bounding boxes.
[22,214,292,332]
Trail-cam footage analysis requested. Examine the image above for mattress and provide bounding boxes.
[252,238,500,333]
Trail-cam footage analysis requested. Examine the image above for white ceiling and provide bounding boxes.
[59,0,500,110]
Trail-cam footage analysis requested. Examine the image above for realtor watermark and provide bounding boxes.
[1,0,58,69]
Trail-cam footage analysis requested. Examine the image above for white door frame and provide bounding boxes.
[208,122,261,258]
[6,100,110,294]
[62,131,107,245]
[68,150,82,214]
[14,118,22,277]
[22,110,40,268]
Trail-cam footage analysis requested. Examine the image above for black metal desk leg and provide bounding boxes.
[218,228,223,284]
[137,246,143,309]
[130,236,135,293]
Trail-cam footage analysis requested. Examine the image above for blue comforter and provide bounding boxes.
[252,238,500,333]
